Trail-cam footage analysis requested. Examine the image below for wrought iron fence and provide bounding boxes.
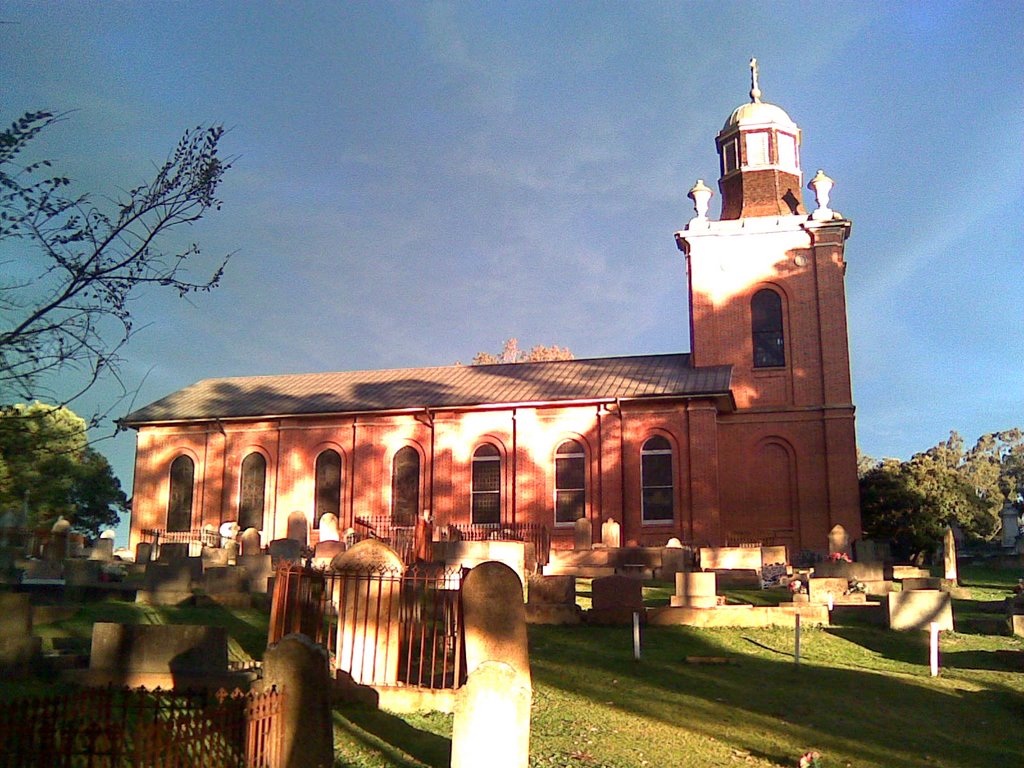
[268,561,466,691]
[140,528,221,548]
[440,521,551,566]
[0,685,283,768]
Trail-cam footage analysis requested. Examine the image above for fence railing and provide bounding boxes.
[0,685,284,768]
[269,561,466,691]
[441,522,551,566]
[140,527,222,549]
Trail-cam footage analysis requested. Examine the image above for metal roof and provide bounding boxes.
[120,353,733,426]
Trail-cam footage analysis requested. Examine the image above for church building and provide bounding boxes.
[124,64,862,556]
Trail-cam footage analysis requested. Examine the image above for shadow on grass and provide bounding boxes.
[334,706,451,768]
[529,623,1024,768]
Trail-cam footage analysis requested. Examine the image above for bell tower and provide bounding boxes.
[674,60,861,550]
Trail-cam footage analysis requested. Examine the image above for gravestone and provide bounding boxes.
[661,542,691,580]
[461,561,530,683]
[259,634,334,768]
[943,526,958,582]
[1000,503,1020,548]
[48,516,71,561]
[313,540,344,563]
[88,538,114,561]
[451,660,531,768]
[135,542,153,564]
[828,525,851,557]
[318,513,340,542]
[269,538,302,564]
[574,518,592,550]
[89,622,229,687]
[224,539,239,565]
[99,529,116,541]
[0,593,41,675]
[670,571,717,608]
[589,574,644,624]
[286,511,308,545]
[137,559,201,605]
[808,577,849,604]
[601,518,621,548]
[854,538,893,563]
[157,542,190,562]
[901,577,942,591]
[525,574,579,625]
[239,554,274,594]
[239,527,262,556]
[330,539,404,685]
[219,521,240,546]
[887,591,953,631]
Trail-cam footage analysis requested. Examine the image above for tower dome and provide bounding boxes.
[715,59,805,220]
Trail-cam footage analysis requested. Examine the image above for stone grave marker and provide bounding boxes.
[828,524,851,557]
[313,540,344,564]
[88,538,114,561]
[286,511,308,545]
[943,526,958,582]
[589,574,644,624]
[451,660,531,768]
[239,554,274,594]
[224,539,239,565]
[574,518,592,550]
[219,521,240,545]
[269,538,302,564]
[259,634,334,768]
[462,561,530,682]
[239,527,262,556]
[330,539,404,685]
[671,571,717,608]
[318,513,340,542]
[601,518,621,548]
[808,577,849,604]
[0,593,41,675]
[135,542,153,564]
[526,574,579,625]
[887,591,953,631]
[157,542,190,562]
[89,622,229,687]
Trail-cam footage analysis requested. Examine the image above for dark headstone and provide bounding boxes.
[259,634,333,768]
[269,538,302,564]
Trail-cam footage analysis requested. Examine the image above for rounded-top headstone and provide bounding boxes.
[286,511,308,545]
[666,537,683,549]
[462,561,530,683]
[99,529,117,540]
[51,516,71,533]
[330,538,403,573]
[239,527,262,556]
[318,513,340,542]
[574,517,592,550]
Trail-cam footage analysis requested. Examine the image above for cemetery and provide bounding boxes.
[0,513,1022,767]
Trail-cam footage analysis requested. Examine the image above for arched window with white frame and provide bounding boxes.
[641,436,674,523]
[554,440,586,525]
[471,444,501,525]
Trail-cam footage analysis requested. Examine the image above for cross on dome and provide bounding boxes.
[749,57,761,103]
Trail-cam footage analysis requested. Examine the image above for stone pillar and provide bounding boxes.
[573,518,592,551]
[259,634,334,768]
[943,526,958,583]
[453,561,531,768]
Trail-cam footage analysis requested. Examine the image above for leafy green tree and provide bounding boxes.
[0,111,232,420]
[0,402,126,537]
[472,338,574,365]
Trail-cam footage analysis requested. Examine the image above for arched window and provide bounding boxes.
[471,444,501,525]
[392,446,420,527]
[239,452,267,531]
[554,440,586,525]
[752,289,785,368]
[167,455,194,532]
[641,436,674,523]
[314,450,342,529]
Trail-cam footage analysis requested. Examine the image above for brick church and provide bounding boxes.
[124,64,862,556]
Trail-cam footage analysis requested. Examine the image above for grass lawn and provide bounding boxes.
[5,565,1022,767]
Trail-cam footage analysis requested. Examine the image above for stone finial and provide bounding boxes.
[808,169,835,221]
[688,179,714,222]
[749,57,761,103]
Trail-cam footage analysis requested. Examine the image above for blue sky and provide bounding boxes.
[3,2,1022,539]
